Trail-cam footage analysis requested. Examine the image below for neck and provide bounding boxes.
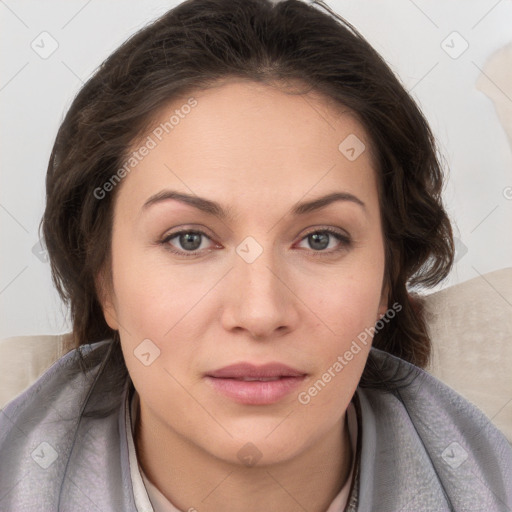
[134,400,353,512]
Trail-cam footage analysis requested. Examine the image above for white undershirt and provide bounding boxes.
[126,388,358,512]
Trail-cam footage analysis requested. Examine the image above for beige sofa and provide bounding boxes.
[425,267,512,443]
[1,268,511,443]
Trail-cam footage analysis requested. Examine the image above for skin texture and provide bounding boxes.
[99,79,389,512]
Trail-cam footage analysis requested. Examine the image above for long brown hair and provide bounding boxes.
[41,0,454,385]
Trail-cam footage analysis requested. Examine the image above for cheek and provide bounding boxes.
[111,254,201,407]
[307,280,379,382]
[295,245,386,396]
[304,257,385,339]
[109,241,215,380]
[295,278,382,415]
[110,240,195,336]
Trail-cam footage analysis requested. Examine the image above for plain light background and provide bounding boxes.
[1,0,511,340]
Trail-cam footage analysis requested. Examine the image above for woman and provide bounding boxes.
[0,0,510,510]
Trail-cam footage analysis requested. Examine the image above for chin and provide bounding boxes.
[208,429,311,468]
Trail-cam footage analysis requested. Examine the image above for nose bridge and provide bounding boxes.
[221,234,299,336]
[234,234,282,298]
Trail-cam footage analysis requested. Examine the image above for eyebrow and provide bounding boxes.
[141,189,366,220]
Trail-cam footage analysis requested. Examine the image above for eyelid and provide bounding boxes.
[299,226,350,241]
[294,226,351,254]
[160,228,219,255]
[159,225,351,256]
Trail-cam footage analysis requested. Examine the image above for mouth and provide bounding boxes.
[205,362,307,405]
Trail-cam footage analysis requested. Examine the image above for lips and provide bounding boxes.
[205,362,307,405]
[207,362,306,379]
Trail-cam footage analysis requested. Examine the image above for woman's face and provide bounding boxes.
[101,79,388,466]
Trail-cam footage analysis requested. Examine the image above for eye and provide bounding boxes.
[160,229,217,255]
[159,227,351,257]
[295,228,351,254]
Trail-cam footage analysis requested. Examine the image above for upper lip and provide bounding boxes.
[206,362,306,379]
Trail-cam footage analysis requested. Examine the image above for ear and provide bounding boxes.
[95,268,119,331]
[377,279,390,321]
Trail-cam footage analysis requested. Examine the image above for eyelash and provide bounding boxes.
[159,227,352,258]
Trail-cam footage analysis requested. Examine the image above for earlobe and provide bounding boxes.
[102,303,120,331]
[95,271,119,331]
[377,281,390,321]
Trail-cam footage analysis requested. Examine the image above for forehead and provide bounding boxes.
[116,79,379,216]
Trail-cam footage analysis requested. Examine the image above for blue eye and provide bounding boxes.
[159,228,351,257]
[161,230,214,255]
[296,228,351,255]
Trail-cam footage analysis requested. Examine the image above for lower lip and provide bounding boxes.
[205,375,306,405]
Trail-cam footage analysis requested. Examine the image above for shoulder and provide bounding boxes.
[363,347,507,432]
[0,339,131,511]
[356,347,512,509]
[362,346,512,448]
[0,339,114,422]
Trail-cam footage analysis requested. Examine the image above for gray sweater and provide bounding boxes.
[0,339,511,511]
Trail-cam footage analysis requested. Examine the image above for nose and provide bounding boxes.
[220,242,300,340]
